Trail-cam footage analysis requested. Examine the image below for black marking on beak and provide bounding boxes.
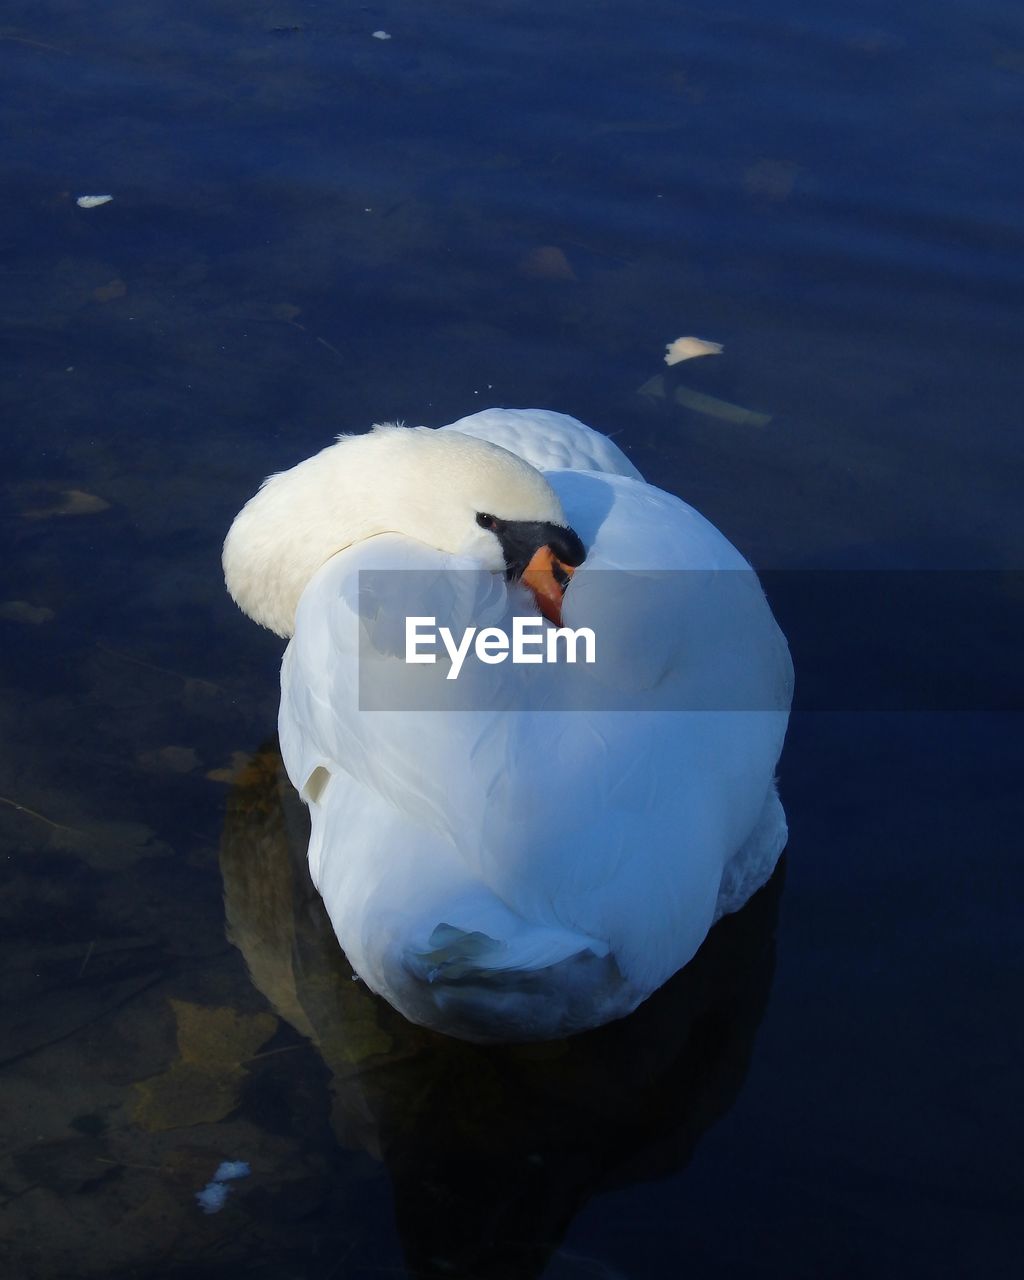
[476,515,586,581]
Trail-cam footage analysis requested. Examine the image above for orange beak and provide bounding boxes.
[522,545,574,627]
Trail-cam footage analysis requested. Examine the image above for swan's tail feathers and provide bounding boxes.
[400,922,638,1043]
[407,924,509,983]
[405,921,604,985]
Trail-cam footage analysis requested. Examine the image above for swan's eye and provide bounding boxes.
[476,513,499,532]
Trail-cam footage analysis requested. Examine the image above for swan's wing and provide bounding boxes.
[280,475,791,1002]
[460,472,792,988]
[279,533,622,1032]
[439,408,644,480]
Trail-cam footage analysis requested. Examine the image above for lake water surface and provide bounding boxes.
[2,2,1021,1276]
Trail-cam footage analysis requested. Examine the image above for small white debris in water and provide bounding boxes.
[76,195,113,208]
[196,1182,229,1214]
[664,336,723,365]
[371,31,392,40]
[195,1159,251,1213]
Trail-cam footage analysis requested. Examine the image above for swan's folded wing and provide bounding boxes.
[440,408,643,480]
[281,536,503,843]
[280,477,792,994]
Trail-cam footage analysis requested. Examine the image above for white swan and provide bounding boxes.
[223,408,793,1042]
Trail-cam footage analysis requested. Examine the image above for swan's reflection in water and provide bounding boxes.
[221,745,783,1278]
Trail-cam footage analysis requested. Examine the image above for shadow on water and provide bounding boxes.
[219,743,784,1279]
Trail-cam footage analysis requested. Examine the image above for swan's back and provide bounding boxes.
[441,408,643,480]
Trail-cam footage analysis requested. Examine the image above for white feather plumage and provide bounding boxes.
[225,409,793,1041]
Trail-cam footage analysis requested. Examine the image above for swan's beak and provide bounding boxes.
[523,546,574,627]
[492,518,584,626]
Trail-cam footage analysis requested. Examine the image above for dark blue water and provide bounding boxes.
[2,3,1021,1276]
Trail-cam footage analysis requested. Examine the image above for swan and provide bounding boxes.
[223,408,793,1042]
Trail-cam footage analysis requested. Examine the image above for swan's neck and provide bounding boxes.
[224,430,453,637]
[225,425,568,637]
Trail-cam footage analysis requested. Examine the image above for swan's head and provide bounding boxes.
[224,425,585,636]
[411,429,585,626]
